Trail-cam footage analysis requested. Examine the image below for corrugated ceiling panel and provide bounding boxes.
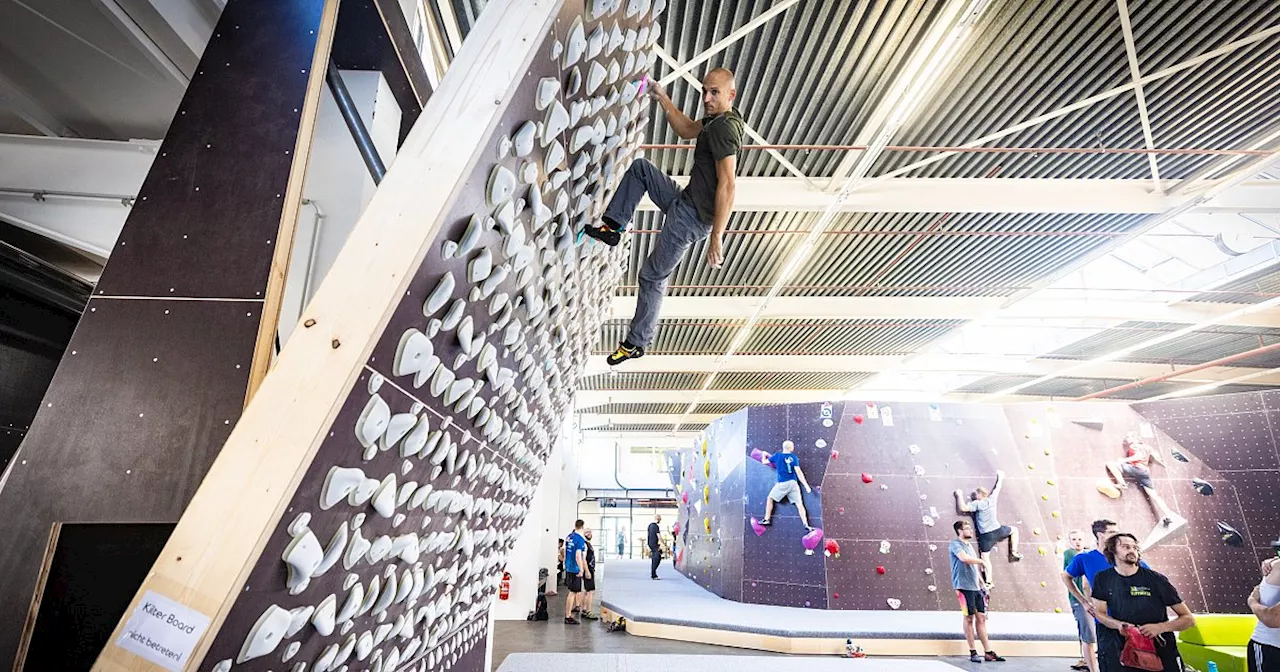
[711,371,872,389]
[742,318,963,355]
[579,372,704,390]
[596,317,738,354]
[957,374,1276,400]
[577,402,689,414]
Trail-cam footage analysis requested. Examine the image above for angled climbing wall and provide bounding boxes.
[676,397,1270,615]
[93,0,662,670]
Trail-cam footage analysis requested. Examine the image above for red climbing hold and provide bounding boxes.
[876,565,886,575]
[861,473,874,484]
[824,539,841,558]
[831,449,839,460]
[853,415,864,424]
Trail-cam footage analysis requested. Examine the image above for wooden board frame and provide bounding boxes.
[12,523,61,672]
[92,0,565,669]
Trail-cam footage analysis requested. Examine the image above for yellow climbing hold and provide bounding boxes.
[1033,528,1042,535]
[1051,511,1061,518]
[702,438,708,456]
[1037,546,1047,555]
[704,460,710,478]
[703,485,710,503]
[1040,581,1047,587]
[1047,479,1056,486]
[1044,449,1051,456]
[704,516,711,533]
[1054,607,1062,613]
[1027,463,1035,470]
[1041,494,1049,500]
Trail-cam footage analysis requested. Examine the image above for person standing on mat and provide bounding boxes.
[587,67,744,366]
[563,520,588,624]
[950,520,1006,663]
[759,440,814,530]
[1091,533,1194,672]
[1247,554,1280,672]
[580,529,599,620]
[647,514,663,580]
[1064,529,1099,672]
[955,470,1022,585]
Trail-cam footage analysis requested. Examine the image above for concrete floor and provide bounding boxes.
[491,560,1082,671]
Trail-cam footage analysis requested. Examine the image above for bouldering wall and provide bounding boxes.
[677,397,1271,615]
[675,407,746,600]
[94,0,661,670]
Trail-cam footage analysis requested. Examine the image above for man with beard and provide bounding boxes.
[1091,533,1195,672]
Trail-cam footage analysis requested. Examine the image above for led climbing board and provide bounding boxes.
[95,0,660,670]
[676,396,1270,615]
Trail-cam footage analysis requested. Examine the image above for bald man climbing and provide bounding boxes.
[586,67,744,365]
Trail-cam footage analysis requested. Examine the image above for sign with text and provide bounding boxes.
[114,590,211,671]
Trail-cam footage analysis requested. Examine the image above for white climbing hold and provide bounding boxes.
[237,605,292,663]
[587,61,607,94]
[355,394,390,449]
[314,524,348,578]
[541,100,570,147]
[513,121,537,157]
[468,248,493,283]
[282,530,322,595]
[535,77,559,110]
[887,598,902,610]
[563,17,586,67]
[487,165,517,206]
[423,272,455,316]
[586,25,605,60]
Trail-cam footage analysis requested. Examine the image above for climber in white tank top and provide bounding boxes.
[1248,556,1280,672]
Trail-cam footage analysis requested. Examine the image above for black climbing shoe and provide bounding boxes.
[606,342,644,366]
[759,518,772,526]
[565,617,580,625]
[584,224,621,246]
[1009,551,1023,562]
[970,653,984,663]
[985,651,1006,662]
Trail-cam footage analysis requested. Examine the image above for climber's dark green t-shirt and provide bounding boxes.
[684,108,744,225]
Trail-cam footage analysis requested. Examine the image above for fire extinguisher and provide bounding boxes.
[499,572,511,600]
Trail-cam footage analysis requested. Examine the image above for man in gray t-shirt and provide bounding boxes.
[950,520,1005,663]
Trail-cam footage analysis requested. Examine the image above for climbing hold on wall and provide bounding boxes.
[1192,478,1214,495]
[1052,511,1061,518]
[861,473,874,484]
[681,490,688,504]
[1040,581,1047,587]
[1217,522,1245,547]
[824,539,840,557]
[1027,463,1035,470]
[879,484,888,491]
[853,415,864,424]
[704,460,710,478]
[886,598,901,610]
[1037,546,1047,555]
[833,593,839,599]
[1041,494,1049,501]
[879,540,891,554]
[1047,479,1056,486]
[749,448,766,463]
[838,507,845,514]
[802,528,824,555]
[1095,480,1122,499]
[1171,448,1190,463]
[701,438,708,456]
[928,544,937,551]
[908,444,921,454]
[831,449,839,460]
[1054,607,1062,613]
[924,567,933,575]
[914,465,926,476]
[922,515,935,527]
[703,485,710,503]
[673,522,680,535]
[816,439,827,448]
[704,517,711,533]
[875,565,886,575]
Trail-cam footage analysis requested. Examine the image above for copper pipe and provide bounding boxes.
[1073,341,1280,401]
[612,284,1280,298]
[624,229,1263,239]
[640,143,1274,155]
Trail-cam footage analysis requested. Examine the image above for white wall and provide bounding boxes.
[279,71,401,344]
[493,416,580,619]
[575,435,675,491]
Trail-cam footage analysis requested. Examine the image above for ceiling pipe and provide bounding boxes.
[640,144,1274,155]
[1073,341,1280,401]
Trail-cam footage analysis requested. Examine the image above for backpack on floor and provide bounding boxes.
[527,594,549,621]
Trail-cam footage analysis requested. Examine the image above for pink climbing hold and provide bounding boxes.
[750,517,767,536]
[638,74,649,96]
[681,490,689,504]
[853,415,864,424]
[749,447,764,462]
[802,527,824,555]
[673,522,680,536]
[861,473,874,484]
[831,449,839,460]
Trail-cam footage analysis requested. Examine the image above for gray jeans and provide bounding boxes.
[604,158,710,348]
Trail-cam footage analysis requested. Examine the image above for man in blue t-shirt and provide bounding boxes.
[563,520,589,624]
[1061,519,1151,620]
[759,440,814,530]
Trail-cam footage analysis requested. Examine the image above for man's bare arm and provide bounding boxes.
[707,155,735,268]
[1061,571,1093,611]
[795,466,812,493]
[1250,586,1280,628]
[649,81,701,139]
[955,550,986,566]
